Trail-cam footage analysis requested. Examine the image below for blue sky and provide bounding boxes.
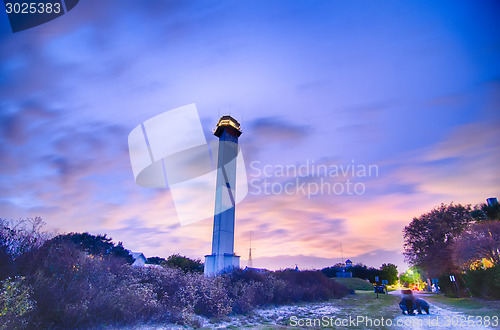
[1,0,499,272]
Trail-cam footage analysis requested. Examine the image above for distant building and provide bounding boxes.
[130,252,147,267]
[487,197,498,207]
[336,270,353,278]
[243,266,270,274]
[337,259,353,277]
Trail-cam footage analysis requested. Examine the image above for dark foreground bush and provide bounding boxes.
[0,276,34,329]
[438,273,467,298]
[463,265,500,299]
[23,241,168,328]
[226,269,348,313]
[274,270,349,302]
[1,234,349,328]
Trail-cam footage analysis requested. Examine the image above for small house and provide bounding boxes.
[130,252,147,267]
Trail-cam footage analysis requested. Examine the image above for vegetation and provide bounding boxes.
[398,267,423,288]
[403,203,473,278]
[163,253,204,273]
[0,276,34,329]
[43,232,134,264]
[452,221,500,268]
[462,264,500,299]
[332,277,374,291]
[424,293,500,318]
[146,256,166,265]
[332,291,400,323]
[403,200,500,298]
[321,262,398,284]
[380,263,398,285]
[1,217,50,280]
[0,218,348,328]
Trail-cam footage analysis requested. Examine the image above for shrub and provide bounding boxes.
[163,254,203,273]
[226,269,274,312]
[438,273,468,298]
[228,280,265,313]
[273,270,348,302]
[127,267,231,325]
[0,276,34,329]
[24,239,169,328]
[2,227,349,328]
[194,275,232,317]
[226,269,348,312]
[463,265,500,299]
[0,217,50,280]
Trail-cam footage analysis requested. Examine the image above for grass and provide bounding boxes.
[423,294,500,317]
[251,292,499,329]
[340,291,400,318]
[288,292,401,330]
[332,277,375,291]
[143,289,498,329]
[149,290,500,329]
[230,291,402,329]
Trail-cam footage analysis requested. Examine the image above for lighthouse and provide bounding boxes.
[204,116,242,276]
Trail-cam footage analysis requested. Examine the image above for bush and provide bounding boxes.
[194,275,232,317]
[0,218,49,280]
[463,265,500,299]
[225,269,348,313]
[131,266,231,323]
[0,276,34,329]
[1,227,349,328]
[438,273,469,298]
[163,254,203,273]
[23,239,169,328]
[273,270,348,303]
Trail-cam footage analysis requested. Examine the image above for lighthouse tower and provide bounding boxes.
[204,116,241,276]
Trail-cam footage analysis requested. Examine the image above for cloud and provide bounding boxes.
[249,117,308,143]
[2,101,494,274]
[0,105,56,145]
[0,101,138,229]
[393,119,500,201]
[351,249,406,271]
[424,121,500,162]
[1,0,499,273]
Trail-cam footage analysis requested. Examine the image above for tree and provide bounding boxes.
[320,266,337,278]
[163,254,203,273]
[399,267,422,287]
[471,202,500,222]
[44,232,134,264]
[1,217,50,279]
[350,264,368,279]
[452,221,500,269]
[0,217,49,259]
[483,202,500,221]
[146,256,166,265]
[403,203,473,278]
[380,263,398,285]
[399,273,413,287]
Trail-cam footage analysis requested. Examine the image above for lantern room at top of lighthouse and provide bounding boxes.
[214,115,242,138]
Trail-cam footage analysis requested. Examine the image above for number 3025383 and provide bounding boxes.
[5,2,61,14]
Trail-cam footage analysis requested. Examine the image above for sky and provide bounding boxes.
[1,0,499,272]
